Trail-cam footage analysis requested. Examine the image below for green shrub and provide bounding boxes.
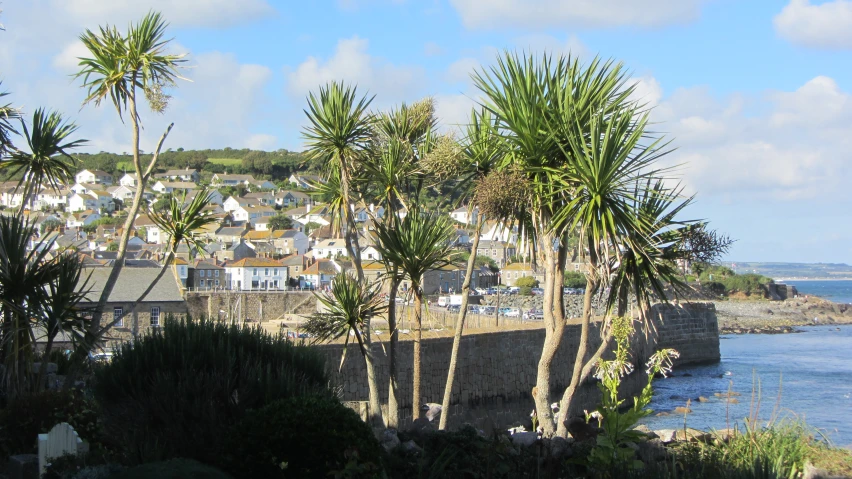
[705,281,727,296]
[224,395,382,479]
[0,389,101,456]
[519,286,532,296]
[514,276,538,288]
[563,271,586,288]
[94,318,330,467]
[720,273,772,296]
[112,459,234,479]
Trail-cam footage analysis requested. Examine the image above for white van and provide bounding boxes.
[437,296,450,307]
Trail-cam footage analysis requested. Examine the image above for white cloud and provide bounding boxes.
[629,76,663,107]
[286,36,426,103]
[774,0,852,49]
[434,93,478,131]
[445,57,480,83]
[424,41,444,57]
[651,76,851,201]
[52,41,89,72]
[511,34,588,58]
[449,0,707,30]
[56,0,275,28]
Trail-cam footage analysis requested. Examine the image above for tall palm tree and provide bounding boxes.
[372,207,456,420]
[97,188,216,336]
[472,51,653,436]
[75,11,186,338]
[438,109,504,430]
[1,108,86,214]
[303,273,387,426]
[303,81,373,284]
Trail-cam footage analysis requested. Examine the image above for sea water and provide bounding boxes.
[788,279,852,304]
[640,325,852,448]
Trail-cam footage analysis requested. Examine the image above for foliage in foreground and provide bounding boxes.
[224,395,382,479]
[94,317,330,466]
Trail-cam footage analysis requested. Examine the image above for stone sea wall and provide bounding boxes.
[184,291,316,321]
[315,302,720,431]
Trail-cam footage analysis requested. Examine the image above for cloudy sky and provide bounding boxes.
[1,0,850,264]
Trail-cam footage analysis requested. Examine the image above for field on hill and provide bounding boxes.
[207,158,243,166]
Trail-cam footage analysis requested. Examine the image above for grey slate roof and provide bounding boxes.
[81,266,184,303]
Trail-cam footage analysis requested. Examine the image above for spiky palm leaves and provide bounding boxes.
[304,273,387,363]
[149,187,219,258]
[0,216,91,396]
[0,86,20,157]
[1,109,86,213]
[76,11,186,119]
[303,82,374,283]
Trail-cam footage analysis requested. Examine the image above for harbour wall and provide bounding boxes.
[315,302,720,431]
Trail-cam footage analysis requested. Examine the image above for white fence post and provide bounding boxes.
[37,422,82,476]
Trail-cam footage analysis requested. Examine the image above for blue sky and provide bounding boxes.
[1,0,850,264]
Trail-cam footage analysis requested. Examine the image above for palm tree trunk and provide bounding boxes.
[438,222,483,430]
[555,276,602,438]
[36,331,56,392]
[338,160,364,284]
[362,314,383,427]
[412,288,423,420]
[532,230,566,436]
[386,274,402,429]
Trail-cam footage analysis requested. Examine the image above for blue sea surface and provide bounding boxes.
[640,325,852,449]
[787,280,852,304]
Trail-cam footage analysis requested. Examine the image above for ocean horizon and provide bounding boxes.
[787,279,852,304]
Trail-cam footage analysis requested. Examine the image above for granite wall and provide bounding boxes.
[184,291,316,322]
[315,302,720,431]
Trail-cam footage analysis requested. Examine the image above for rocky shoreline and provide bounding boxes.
[713,296,852,335]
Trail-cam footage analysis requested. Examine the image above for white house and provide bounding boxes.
[36,189,71,211]
[288,174,325,190]
[65,210,101,228]
[184,189,224,206]
[233,205,276,230]
[247,178,277,190]
[223,196,252,212]
[450,206,479,225]
[211,173,255,187]
[354,204,384,222]
[278,230,309,256]
[70,183,93,194]
[274,190,313,208]
[224,258,287,290]
[119,173,139,187]
[159,169,200,183]
[480,221,518,243]
[286,203,331,226]
[68,193,97,212]
[301,259,340,289]
[75,169,113,185]
[152,181,196,196]
[360,245,382,261]
[311,238,348,259]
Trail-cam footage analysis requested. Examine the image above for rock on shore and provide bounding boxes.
[714,297,852,334]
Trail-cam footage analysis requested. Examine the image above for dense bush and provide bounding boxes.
[563,271,586,288]
[0,389,101,456]
[224,395,382,479]
[94,318,330,466]
[720,273,772,297]
[514,276,539,288]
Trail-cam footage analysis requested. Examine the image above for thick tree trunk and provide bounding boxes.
[386,274,402,429]
[533,231,565,436]
[338,161,364,284]
[362,322,383,427]
[439,223,483,430]
[412,289,423,420]
[555,273,601,438]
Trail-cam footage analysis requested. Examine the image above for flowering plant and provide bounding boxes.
[585,315,679,472]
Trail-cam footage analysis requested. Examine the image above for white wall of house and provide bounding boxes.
[225,266,288,290]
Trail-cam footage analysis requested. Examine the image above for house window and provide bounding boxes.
[114,307,124,327]
[265,268,269,276]
[253,268,258,276]
[199,279,205,288]
[151,307,161,327]
[200,270,206,277]
[215,280,220,286]
[273,268,278,276]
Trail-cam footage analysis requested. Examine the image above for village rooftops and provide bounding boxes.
[226,257,284,268]
[303,259,338,275]
[81,266,184,302]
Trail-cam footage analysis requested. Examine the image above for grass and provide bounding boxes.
[207,158,242,166]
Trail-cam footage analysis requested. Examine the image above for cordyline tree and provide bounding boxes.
[74,11,187,344]
[470,51,722,438]
[363,98,436,428]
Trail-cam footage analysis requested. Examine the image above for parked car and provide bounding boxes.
[447,304,461,313]
[479,306,496,315]
[498,307,512,315]
[509,286,520,294]
[504,307,521,317]
[467,305,481,313]
[523,309,544,320]
[530,287,544,295]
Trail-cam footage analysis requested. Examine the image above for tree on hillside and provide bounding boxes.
[74,11,188,348]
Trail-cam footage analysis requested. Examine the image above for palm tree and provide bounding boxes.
[75,11,186,337]
[303,273,387,426]
[0,85,20,157]
[97,188,216,336]
[546,102,671,436]
[438,109,504,430]
[302,81,373,284]
[472,51,653,436]
[372,207,456,420]
[0,216,91,397]
[1,108,86,214]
